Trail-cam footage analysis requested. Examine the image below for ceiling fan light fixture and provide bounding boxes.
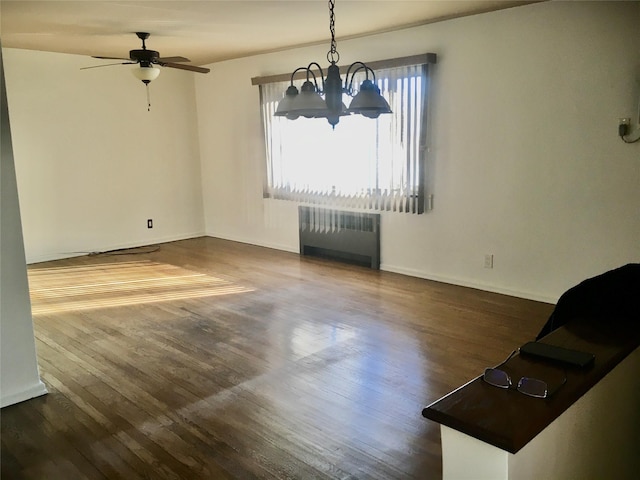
[132,65,160,83]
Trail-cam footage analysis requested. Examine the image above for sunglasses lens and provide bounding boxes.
[517,377,548,398]
[483,368,511,388]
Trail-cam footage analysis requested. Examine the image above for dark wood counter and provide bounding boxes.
[422,321,640,453]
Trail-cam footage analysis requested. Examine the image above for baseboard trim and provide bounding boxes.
[205,234,556,304]
[1,380,48,408]
[205,233,298,254]
[26,231,206,265]
[382,264,556,304]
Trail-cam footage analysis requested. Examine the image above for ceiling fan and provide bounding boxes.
[82,32,210,83]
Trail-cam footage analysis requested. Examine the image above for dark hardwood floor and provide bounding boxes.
[1,237,554,479]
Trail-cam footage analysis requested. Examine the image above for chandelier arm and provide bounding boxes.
[345,63,379,94]
[366,67,376,83]
[346,62,373,80]
[289,67,312,85]
[345,61,366,78]
[307,62,326,92]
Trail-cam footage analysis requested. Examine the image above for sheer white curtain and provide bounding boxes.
[260,63,430,213]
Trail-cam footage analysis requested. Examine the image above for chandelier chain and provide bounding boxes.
[328,0,339,63]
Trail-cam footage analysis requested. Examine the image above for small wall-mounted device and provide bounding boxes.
[618,118,630,136]
[147,219,153,229]
[618,117,639,144]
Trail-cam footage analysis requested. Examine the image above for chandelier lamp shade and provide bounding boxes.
[275,0,392,127]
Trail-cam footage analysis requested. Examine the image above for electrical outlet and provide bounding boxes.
[147,219,153,229]
[484,254,494,269]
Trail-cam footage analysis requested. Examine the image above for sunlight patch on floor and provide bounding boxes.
[28,260,254,314]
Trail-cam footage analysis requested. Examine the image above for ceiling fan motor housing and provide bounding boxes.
[130,49,160,65]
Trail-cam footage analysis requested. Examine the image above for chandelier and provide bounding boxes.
[275,0,392,127]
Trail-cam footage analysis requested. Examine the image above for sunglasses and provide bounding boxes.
[482,350,567,399]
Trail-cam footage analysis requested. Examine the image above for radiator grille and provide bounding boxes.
[298,207,380,269]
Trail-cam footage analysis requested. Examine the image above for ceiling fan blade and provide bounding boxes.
[92,55,133,61]
[160,62,210,74]
[157,56,190,63]
[80,62,135,70]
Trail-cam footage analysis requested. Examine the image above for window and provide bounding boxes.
[258,56,435,214]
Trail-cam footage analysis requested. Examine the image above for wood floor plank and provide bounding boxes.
[1,237,554,479]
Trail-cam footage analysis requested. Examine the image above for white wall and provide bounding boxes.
[195,1,640,303]
[3,48,205,264]
[1,46,47,407]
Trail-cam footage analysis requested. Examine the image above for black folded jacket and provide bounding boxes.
[536,263,640,340]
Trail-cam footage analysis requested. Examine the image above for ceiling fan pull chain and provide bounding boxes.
[146,83,151,111]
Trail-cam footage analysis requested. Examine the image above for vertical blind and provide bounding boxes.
[260,62,431,214]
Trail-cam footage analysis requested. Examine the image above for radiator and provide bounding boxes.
[298,207,380,269]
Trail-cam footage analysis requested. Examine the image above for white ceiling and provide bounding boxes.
[1,1,538,67]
